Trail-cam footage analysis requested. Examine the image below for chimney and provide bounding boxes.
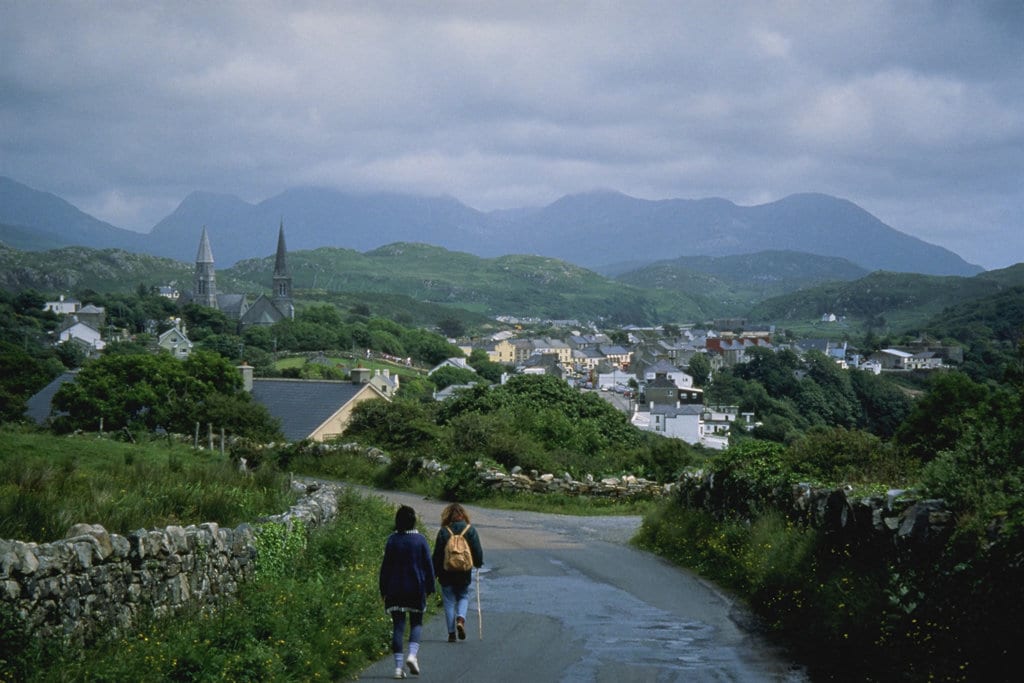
[351,366,371,384]
[237,362,253,392]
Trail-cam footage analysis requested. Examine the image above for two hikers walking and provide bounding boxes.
[378,502,485,679]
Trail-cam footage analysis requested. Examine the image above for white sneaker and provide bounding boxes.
[406,653,420,675]
[393,667,407,679]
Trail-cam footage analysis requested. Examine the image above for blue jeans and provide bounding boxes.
[390,610,423,653]
[441,583,471,634]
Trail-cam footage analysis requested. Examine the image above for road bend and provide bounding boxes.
[349,486,808,683]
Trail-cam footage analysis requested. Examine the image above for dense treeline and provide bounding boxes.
[638,349,1024,681]
[705,347,913,444]
[345,374,699,493]
[0,290,65,421]
[0,287,476,435]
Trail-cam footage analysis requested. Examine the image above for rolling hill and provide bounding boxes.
[747,265,1024,331]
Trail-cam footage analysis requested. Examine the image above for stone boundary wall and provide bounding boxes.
[479,465,671,499]
[0,483,338,646]
[675,470,955,561]
[310,443,953,556]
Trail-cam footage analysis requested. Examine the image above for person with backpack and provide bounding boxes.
[379,505,435,678]
[432,503,484,642]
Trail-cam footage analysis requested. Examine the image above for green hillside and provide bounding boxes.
[6,241,1020,332]
[747,270,1016,331]
[616,250,869,313]
[0,244,197,294]
[226,242,709,323]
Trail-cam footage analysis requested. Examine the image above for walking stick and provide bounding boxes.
[476,568,483,639]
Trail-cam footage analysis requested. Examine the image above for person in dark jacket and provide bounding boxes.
[379,505,435,679]
[432,503,484,642]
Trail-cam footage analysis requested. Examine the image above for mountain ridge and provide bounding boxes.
[0,175,984,276]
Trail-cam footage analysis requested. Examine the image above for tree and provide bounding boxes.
[687,353,712,387]
[895,371,989,463]
[51,350,280,440]
[436,316,466,339]
[429,365,480,391]
[347,398,440,451]
[467,348,507,383]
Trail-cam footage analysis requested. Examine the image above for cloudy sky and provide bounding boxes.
[1,1,1022,269]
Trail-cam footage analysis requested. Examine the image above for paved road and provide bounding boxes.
[354,486,808,682]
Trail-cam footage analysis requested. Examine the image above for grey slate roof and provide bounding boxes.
[25,372,75,424]
[648,403,703,418]
[249,378,375,442]
[25,374,383,442]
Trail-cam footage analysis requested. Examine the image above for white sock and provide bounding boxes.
[409,642,420,657]
[394,653,404,668]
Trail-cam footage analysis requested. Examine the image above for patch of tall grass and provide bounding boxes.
[0,428,294,542]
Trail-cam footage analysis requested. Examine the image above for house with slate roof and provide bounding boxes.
[645,402,703,443]
[26,367,390,443]
[157,322,193,359]
[56,317,105,353]
[242,366,390,442]
[75,304,106,330]
[429,357,474,374]
[25,372,75,426]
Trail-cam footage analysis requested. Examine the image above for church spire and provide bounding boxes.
[274,218,288,277]
[194,226,218,308]
[196,225,214,263]
[272,219,293,318]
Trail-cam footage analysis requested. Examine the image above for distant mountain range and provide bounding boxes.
[0,175,983,276]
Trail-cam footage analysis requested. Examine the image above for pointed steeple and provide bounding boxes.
[274,218,288,277]
[272,219,293,318]
[196,225,215,263]
[194,226,218,308]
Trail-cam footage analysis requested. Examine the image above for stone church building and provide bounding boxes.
[188,222,295,329]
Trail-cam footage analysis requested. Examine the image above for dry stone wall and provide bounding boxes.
[0,483,338,646]
[675,470,954,561]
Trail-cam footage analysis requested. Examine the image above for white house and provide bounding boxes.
[157,324,193,359]
[57,319,104,351]
[429,357,474,375]
[647,402,702,443]
[641,359,694,389]
[44,295,81,315]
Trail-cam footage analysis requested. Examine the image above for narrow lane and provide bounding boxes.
[353,486,807,682]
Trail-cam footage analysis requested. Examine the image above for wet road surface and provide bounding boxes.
[351,486,808,682]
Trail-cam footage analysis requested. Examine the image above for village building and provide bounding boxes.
[186,222,294,330]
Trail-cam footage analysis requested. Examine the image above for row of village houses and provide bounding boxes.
[38,295,958,451]
[464,327,959,378]
[441,327,959,450]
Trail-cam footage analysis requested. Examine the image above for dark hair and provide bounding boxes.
[395,505,417,532]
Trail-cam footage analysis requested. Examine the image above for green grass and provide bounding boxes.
[0,427,295,542]
[0,428,668,681]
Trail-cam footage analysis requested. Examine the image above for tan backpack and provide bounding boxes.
[443,524,474,572]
